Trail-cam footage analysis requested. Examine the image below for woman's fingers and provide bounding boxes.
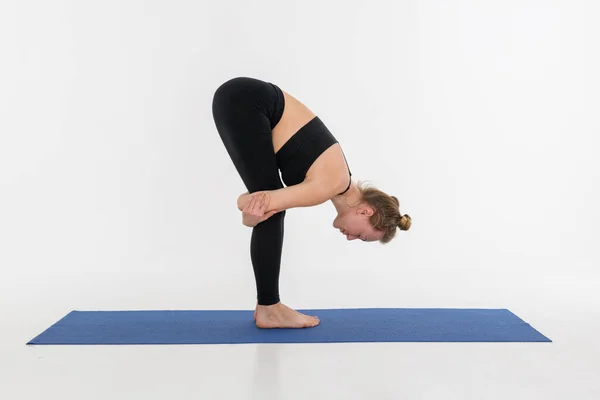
[253,194,261,211]
[245,194,256,212]
[266,210,277,218]
[242,192,271,217]
[253,193,265,213]
[243,193,260,215]
[260,210,278,223]
[262,192,271,212]
[255,193,266,212]
[252,194,262,213]
[260,193,268,210]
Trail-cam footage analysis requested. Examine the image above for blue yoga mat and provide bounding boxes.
[27,308,551,345]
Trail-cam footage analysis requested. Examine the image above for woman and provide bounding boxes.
[212,77,411,329]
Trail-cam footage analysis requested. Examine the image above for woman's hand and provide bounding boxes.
[237,190,271,211]
[237,191,251,211]
[241,192,277,227]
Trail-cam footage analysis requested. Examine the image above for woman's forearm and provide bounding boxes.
[263,182,335,213]
[238,180,337,213]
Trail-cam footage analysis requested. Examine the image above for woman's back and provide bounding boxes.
[272,89,350,190]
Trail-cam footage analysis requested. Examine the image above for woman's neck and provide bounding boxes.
[331,182,361,214]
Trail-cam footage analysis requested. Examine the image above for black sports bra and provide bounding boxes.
[275,116,352,195]
[338,172,352,195]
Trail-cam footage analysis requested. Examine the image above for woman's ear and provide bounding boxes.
[358,206,375,216]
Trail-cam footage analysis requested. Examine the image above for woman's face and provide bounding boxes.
[333,206,383,242]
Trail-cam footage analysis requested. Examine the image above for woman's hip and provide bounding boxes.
[212,77,284,129]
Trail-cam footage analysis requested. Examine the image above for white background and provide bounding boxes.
[1,0,599,399]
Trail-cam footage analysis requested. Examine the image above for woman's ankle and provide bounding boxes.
[256,301,281,310]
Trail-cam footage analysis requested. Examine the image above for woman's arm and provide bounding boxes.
[266,180,335,212]
[238,180,340,213]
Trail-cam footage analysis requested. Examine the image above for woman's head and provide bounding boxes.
[333,181,411,243]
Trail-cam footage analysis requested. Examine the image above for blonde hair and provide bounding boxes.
[356,181,411,244]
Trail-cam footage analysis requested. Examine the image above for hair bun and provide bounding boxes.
[398,214,412,231]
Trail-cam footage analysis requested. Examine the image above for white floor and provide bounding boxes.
[1,272,599,400]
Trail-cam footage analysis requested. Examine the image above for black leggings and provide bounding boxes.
[212,77,286,306]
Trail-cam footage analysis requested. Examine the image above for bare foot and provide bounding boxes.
[255,302,320,329]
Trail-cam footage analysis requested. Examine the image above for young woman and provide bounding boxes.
[212,77,411,329]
